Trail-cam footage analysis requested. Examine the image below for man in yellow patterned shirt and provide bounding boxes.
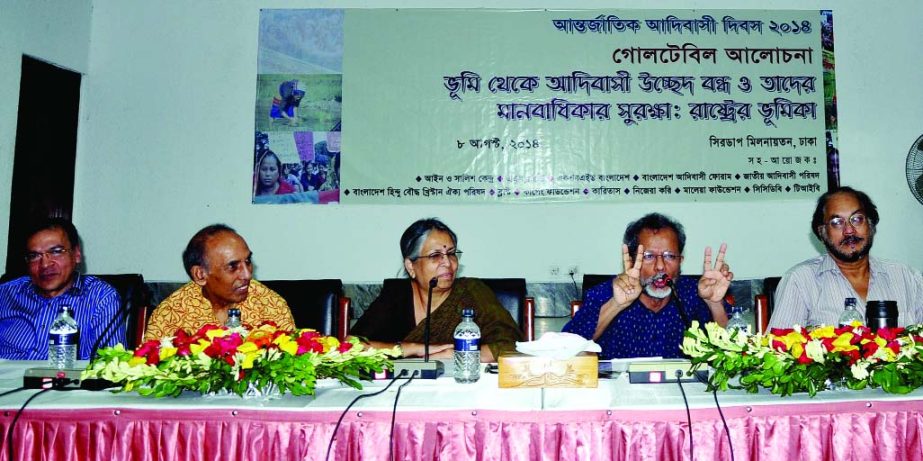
[143,224,295,341]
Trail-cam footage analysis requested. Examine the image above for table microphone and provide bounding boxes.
[389,277,444,379]
[666,278,692,330]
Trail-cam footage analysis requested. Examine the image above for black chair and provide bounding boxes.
[261,279,349,340]
[93,274,151,349]
[481,278,534,341]
[379,278,535,341]
[581,274,614,301]
[754,276,782,333]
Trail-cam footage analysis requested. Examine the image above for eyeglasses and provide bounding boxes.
[25,247,72,263]
[641,251,680,264]
[414,250,462,263]
[828,212,866,230]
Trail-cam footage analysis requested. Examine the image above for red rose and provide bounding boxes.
[842,349,860,365]
[134,340,160,361]
[296,334,324,354]
[194,324,222,339]
[172,330,192,347]
[877,327,904,342]
[862,342,880,359]
[886,341,901,355]
[771,339,788,352]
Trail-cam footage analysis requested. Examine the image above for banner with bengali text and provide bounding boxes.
[254,9,838,204]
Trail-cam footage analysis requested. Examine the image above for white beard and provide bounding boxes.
[644,284,673,299]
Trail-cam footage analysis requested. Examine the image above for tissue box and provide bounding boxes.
[497,352,598,388]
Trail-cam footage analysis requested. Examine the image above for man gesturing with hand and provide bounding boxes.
[563,213,732,359]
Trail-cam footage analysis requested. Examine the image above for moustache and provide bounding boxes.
[644,273,673,289]
[840,236,864,246]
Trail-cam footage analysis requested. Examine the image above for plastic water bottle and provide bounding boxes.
[838,297,864,327]
[726,306,750,335]
[48,306,79,369]
[453,308,481,383]
[226,308,242,328]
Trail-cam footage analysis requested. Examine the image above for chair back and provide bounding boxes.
[480,278,534,341]
[754,276,782,333]
[260,279,347,339]
[381,278,535,341]
[94,274,151,349]
[581,274,614,301]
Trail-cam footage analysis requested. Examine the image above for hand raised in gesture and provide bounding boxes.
[611,244,644,309]
[697,243,734,303]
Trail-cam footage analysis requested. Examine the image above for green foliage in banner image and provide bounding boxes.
[255,74,342,133]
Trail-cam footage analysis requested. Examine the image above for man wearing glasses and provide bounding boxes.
[0,218,122,359]
[564,213,732,359]
[769,186,923,328]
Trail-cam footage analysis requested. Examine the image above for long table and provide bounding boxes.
[0,360,922,460]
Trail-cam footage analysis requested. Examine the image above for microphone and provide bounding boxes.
[388,277,444,379]
[666,278,692,330]
[90,292,134,360]
[424,277,436,361]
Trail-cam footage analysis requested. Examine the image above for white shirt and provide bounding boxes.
[769,254,923,328]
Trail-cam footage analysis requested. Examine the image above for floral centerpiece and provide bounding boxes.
[82,322,397,398]
[681,321,923,397]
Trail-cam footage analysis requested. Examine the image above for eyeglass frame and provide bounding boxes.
[827,212,867,230]
[24,246,73,264]
[411,250,463,264]
[640,250,680,264]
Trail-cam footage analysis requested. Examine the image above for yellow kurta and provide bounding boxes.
[143,280,295,341]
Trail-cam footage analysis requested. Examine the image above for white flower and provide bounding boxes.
[850,361,870,380]
[805,339,826,364]
[681,335,708,358]
[705,322,744,352]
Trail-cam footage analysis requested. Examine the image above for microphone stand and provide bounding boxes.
[90,297,133,360]
[388,277,444,379]
[667,278,692,330]
[424,277,435,361]
[667,278,706,333]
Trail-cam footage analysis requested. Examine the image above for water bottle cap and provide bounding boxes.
[461,308,474,317]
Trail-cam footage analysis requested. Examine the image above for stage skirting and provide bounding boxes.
[1,361,922,460]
